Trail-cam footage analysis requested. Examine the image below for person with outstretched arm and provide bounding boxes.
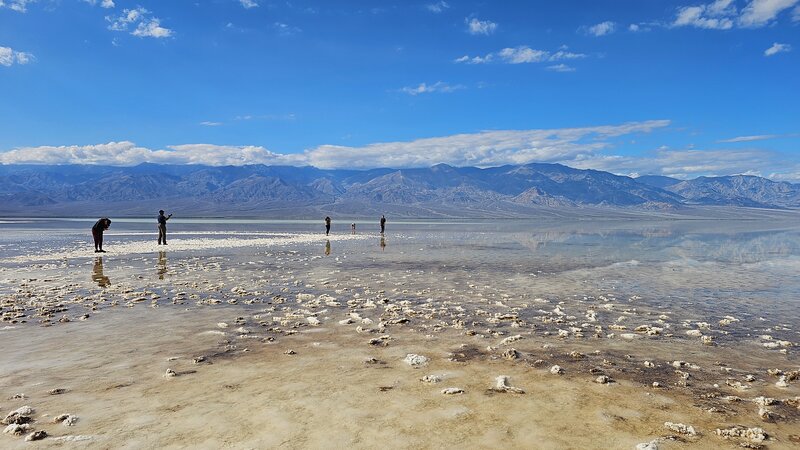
[380,214,386,234]
[157,210,173,245]
[324,216,331,236]
[91,217,111,253]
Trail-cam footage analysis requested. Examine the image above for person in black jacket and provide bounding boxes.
[324,216,331,236]
[157,210,173,245]
[91,218,111,253]
[380,215,386,234]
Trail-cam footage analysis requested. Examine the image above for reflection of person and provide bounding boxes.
[157,210,173,245]
[325,240,331,256]
[158,251,167,280]
[92,257,111,287]
[325,216,331,236]
[380,236,386,251]
[91,218,111,253]
[380,215,386,234]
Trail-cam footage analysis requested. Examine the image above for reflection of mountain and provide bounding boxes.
[504,223,800,265]
[0,163,798,216]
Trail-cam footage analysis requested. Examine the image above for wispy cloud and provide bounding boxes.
[586,21,617,36]
[546,63,576,72]
[0,46,34,66]
[107,7,173,39]
[0,0,35,13]
[235,113,296,121]
[717,134,780,142]
[571,147,783,180]
[274,22,302,36]
[426,1,449,13]
[764,42,791,56]
[466,18,498,35]
[456,46,586,65]
[239,0,258,8]
[200,121,223,127]
[400,81,465,95]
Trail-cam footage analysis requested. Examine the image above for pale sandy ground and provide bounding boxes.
[1,225,799,449]
[1,306,798,450]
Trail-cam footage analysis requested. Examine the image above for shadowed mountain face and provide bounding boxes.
[0,163,797,217]
[636,174,800,208]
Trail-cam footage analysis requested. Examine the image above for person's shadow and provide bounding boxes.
[158,251,167,280]
[325,240,331,256]
[92,257,111,287]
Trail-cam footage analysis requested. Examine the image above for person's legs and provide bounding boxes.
[98,232,104,252]
[158,226,166,245]
[92,230,100,252]
[162,226,167,245]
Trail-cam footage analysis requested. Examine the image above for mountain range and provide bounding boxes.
[0,162,798,217]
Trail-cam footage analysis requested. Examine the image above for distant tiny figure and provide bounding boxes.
[91,217,111,253]
[157,210,173,245]
[351,223,356,234]
[325,239,331,256]
[325,216,331,236]
[380,215,386,234]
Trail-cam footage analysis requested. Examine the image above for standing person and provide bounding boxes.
[325,216,331,236]
[91,217,111,253]
[380,215,386,234]
[157,210,172,245]
[351,223,356,234]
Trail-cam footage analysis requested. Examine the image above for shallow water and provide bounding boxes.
[1,216,799,448]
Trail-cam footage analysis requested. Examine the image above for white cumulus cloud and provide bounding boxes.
[239,0,258,9]
[0,46,34,66]
[83,0,115,8]
[672,0,798,29]
[107,7,173,38]
[466,18,497,35]
[587,21,617,36]
[0,0,35,13]
[764,42,791,56]
[739,0,798,26]
[0,121,672,170]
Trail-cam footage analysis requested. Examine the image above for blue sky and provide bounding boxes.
[1,0,798,179]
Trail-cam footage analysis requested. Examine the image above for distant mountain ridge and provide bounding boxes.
[0,163,798,217]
